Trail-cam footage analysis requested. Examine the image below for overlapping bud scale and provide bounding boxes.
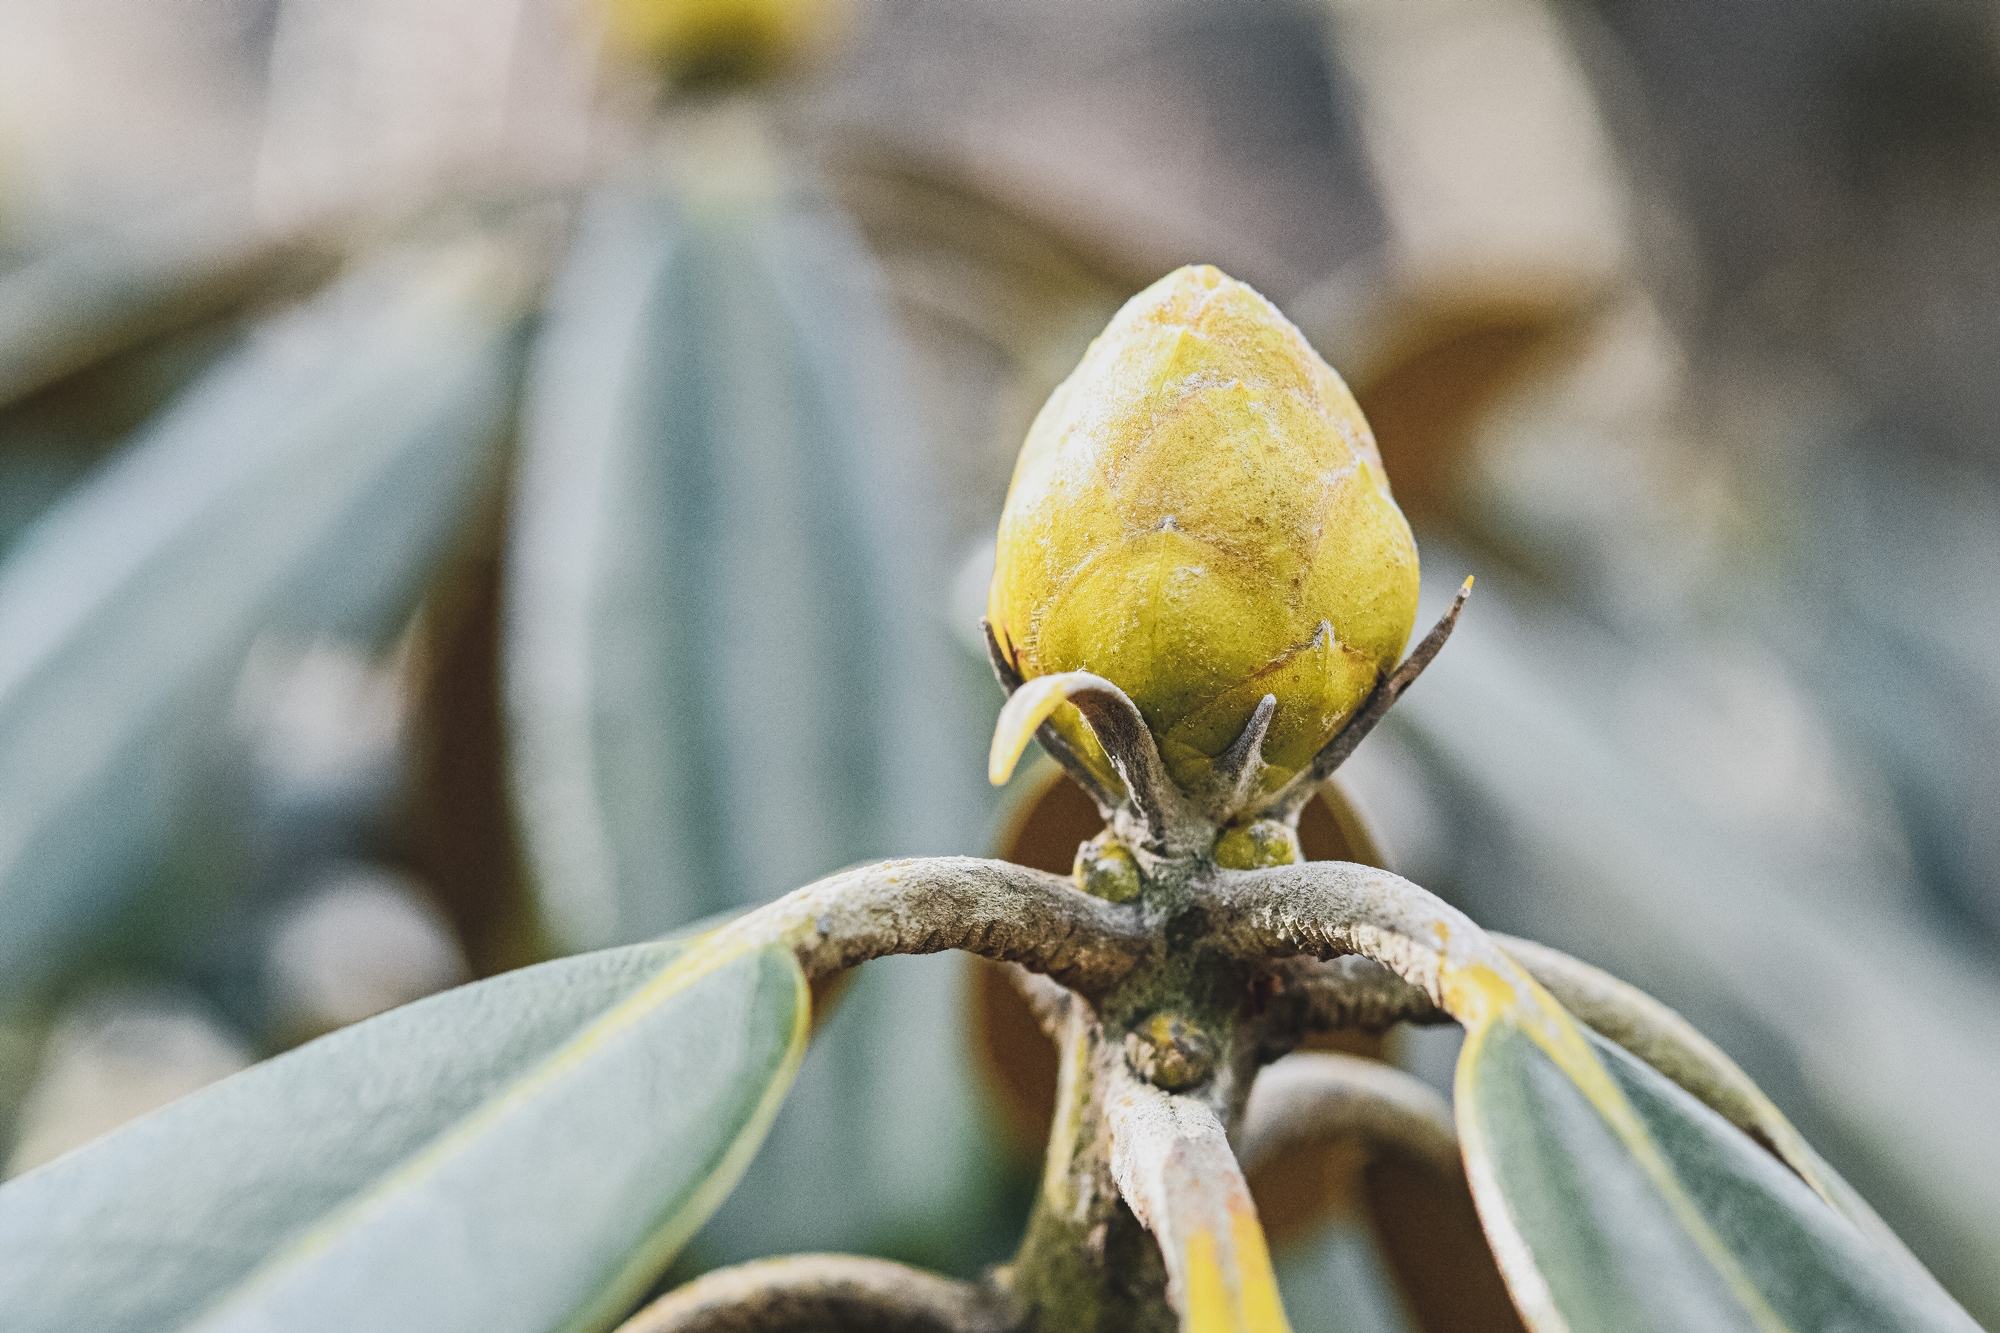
[988,265,1419,800]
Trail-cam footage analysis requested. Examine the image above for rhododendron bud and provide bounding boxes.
[605,0,844,90]
[988,264,1419,799]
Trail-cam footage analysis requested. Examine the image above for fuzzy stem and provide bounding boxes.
[708,856,1152,999]
[1203,859,1523,1023]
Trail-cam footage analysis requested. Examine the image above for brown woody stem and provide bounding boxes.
[1203,858,1515,1017]
[1258,954,1448,1039]
[1235,1051,1459,1182]
[617,1255,1012,1333]
[709,856,1151,1000]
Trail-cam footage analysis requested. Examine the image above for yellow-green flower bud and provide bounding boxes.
[1213,819,1302,870]
[604,0,844,91]
[988,265,1420,799]
[1074,831,1142,903]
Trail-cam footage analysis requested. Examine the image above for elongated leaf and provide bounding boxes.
[0,220,327,409]
[507,166,997,1270]
[1110,1073,1291,1333]
[0,931,808,1333]
[1458,1016,1980,1333]
[508,181,983,949]
[0,235,529,996]
[1494,930,1937,1288]
[1396,571,2000,1316]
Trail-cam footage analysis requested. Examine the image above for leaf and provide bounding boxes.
[506,178,1002,1270]
[0,234,529,997]
[1394,577,2000,1319]
[0,931,809,1333]
[506,179,986,949]
[1457,1014,1981,1333]
[1494,931,1937,1287]
[1110,1073,1292,1333]
[0,219,327,409]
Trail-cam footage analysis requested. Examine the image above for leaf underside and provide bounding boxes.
[1462,1019,1977,1333]
[0,936,807,1333]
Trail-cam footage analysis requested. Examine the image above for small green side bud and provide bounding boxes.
[1213,819,1301,870]
[1124,1013,1216,1091]
[1073,832,1142,903]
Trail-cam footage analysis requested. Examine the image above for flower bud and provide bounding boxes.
[988,265,1419,799]
[604,0,845,91]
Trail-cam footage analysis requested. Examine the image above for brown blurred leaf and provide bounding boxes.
[400,500,540,979]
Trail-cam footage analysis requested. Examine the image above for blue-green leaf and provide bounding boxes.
[506,175,984,950]
[0,235,528,996]
[0,221,322,409]
[0,932,808,1333]
[1459,1017,1979,1332]
[1394,573,2000,1318]
[506,168,1000,1272]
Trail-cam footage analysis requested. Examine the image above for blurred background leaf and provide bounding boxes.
[0,232,530,1003]
[0,0,1996,1325]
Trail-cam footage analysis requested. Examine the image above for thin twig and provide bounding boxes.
[1260,954,1447,1040]
[710,856,1152,999]
[618,1254,1013,1333]
[1262,577,1472,821]
[1235,1052,1459,1181]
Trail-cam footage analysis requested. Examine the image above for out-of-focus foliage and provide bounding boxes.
[508,106,1000,1271]
[0,235,527,998]
[511,113,980,953]
[0,0,1994,1326]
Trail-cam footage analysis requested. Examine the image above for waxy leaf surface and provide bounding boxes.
[1459,1018,1978,1333]
[0,934,807,1333]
